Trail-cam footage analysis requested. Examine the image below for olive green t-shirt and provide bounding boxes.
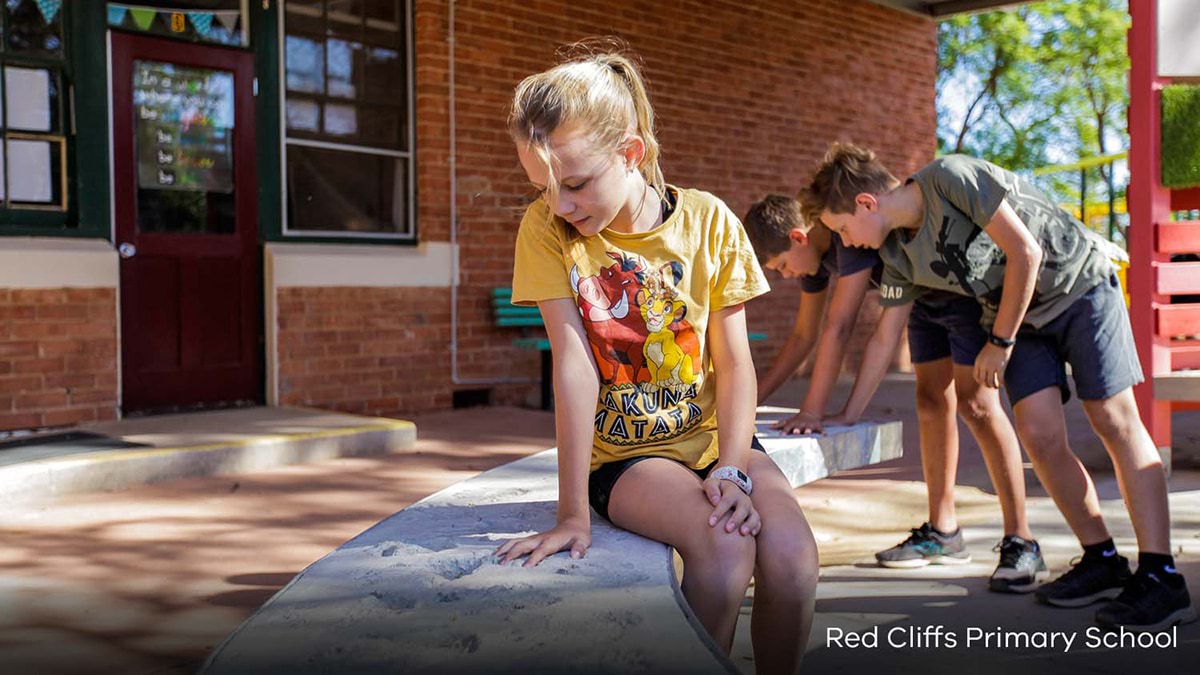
[877,155,1115,329]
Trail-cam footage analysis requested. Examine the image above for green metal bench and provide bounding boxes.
[492,287,766,410]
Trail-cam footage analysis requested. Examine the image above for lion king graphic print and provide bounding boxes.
[511,186,769,471]
[570,252,704,449]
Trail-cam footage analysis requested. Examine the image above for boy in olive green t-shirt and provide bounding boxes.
[798,143,1194,633]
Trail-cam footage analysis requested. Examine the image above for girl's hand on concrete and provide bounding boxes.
[495,517,591,567]
[772,410,823,435]
[703,476,761,536]
[974,343,1010,389]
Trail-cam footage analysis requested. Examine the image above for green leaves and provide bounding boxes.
[937,0,1130,176]
[1162,85,1200,189]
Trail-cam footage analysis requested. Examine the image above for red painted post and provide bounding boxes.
[1127,0,1173,454]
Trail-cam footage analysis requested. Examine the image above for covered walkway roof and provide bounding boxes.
[868,0,1032,17]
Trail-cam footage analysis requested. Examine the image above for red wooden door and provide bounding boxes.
[112,33,260,413]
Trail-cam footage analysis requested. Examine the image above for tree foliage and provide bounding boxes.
[937,0,1129,175]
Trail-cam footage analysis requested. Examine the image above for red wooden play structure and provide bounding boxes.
[1128,0,1200,464]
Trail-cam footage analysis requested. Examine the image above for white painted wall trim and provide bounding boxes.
[266,242,456,288]
[0,238,118,288]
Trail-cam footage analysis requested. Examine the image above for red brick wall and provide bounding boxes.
[275,285,544,415]
[0,289,118,431]
[398,0,936,410]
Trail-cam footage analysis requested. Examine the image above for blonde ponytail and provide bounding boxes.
[508,40,665,206]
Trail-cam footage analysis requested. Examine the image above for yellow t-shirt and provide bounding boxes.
[512,186,770,472]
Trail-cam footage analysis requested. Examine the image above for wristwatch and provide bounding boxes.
[988,332,1016,348]
[709,465,753,496]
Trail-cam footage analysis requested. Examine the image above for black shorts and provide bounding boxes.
[907,290,989,366]
[587,436,768,522]
[1004,274,1144,406]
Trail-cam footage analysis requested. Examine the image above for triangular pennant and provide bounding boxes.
[130,8,157,31]
[107,6,128,26]
[188,12,213,35]
[215,10,240,35]
[34,0,62,24]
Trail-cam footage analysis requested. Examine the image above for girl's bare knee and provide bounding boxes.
[684,525,756,577]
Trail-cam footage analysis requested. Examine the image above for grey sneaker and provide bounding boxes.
[875,523,971,569]
[988,535,1048,593]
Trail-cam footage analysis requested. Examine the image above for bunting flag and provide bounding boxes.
[107,6,128,26]
[130,8,157,31]
[214,10,240,35]
[188,12,214,36]
[34,0,61,24]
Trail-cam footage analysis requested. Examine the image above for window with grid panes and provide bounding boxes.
[1,0,71,226]
[282,0,414,238]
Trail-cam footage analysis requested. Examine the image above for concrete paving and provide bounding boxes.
[0,407,415,504]
[0,376,1196,674]
[738,376,1200,675]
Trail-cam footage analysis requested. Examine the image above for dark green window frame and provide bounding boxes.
[254,0,418,246]
[0,2,109,239]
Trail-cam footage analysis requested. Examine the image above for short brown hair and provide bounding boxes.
[799,143,898,229]
[742,195,801,265]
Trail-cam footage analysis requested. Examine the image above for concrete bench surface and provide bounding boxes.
[202,414,902,674]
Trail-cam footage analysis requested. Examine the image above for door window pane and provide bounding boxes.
[133,60,235,234]
[287,144,406,234]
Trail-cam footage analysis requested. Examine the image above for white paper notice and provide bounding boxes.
[5,67,52,132]
[8,140,54,203]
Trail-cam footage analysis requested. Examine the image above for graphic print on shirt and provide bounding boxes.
[637,262,698,393]
[570,251,704,447]
[931,215,1007,308]
[570,251,650,386]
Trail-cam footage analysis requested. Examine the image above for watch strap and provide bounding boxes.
[988,332,1016,348]
[709,465,752,496]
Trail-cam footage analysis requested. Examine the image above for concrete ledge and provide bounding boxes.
[0,407,416,506]
[1155,371,1200,401]
[202,417,902,674]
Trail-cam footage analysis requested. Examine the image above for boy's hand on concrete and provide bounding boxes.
[824,411,857,427]
[494,517,591,567]
[703,476,761,536]
[772,410,824,435]
[974,343,1011,389]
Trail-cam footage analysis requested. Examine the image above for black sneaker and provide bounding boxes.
[875,523,971,569]
[988,535,1048,593]
[1095,567,1198,632]
[1035,554,1131,608]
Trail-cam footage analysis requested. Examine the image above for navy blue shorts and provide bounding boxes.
[907,290,989,366]
[588,436,768,522]
[1004,274,1144,406]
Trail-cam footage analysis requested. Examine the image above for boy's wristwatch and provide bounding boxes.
[988,332,1016,348]
[709,466,753,496]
